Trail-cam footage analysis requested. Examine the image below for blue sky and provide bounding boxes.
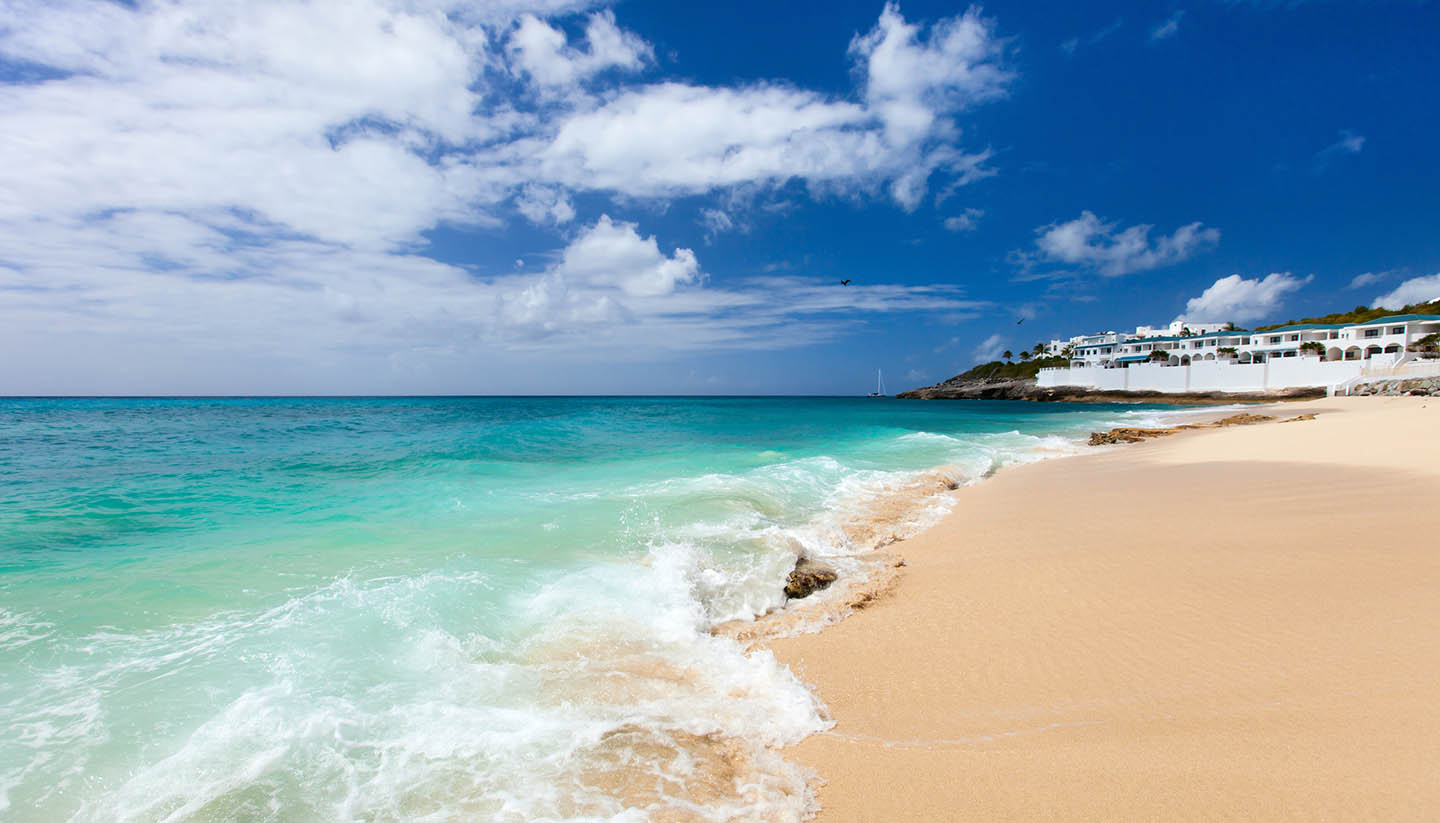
[1,0,1437,395]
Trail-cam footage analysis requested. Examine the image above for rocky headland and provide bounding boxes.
[896,375,1325,404]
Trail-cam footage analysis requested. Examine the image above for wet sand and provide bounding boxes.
[770,396,1440,821]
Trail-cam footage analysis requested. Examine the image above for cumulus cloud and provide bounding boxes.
[1175,273,1311,324]
[0,0,1016,391]
[539,4,1011,209]
[1373,273,1440,311]
[1149,10,1185,41]
[550,215,699,298]
[1027,211,1220,277]
[943,208,984,232]
[506,9,651,92]
[971,333,1007,363]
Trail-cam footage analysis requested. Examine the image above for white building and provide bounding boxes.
[1044,314,1440,394]
[1133,320,1229,339]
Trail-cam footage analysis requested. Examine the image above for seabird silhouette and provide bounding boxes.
[1016,318,1024,325]
[840,279,851,286]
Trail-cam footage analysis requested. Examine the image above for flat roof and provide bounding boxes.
[1253,323,1346,333]
[1351,314,1440,326]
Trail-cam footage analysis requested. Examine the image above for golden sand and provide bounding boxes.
[770,396,1440,821]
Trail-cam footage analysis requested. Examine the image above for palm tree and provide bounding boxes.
[1019,351,1032,362]
[1032,342,1046,357]
[1002,350,1013,362]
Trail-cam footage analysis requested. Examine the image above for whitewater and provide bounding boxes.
[0,396,1203,822]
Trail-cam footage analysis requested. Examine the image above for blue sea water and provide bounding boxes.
[0,396,1199,822]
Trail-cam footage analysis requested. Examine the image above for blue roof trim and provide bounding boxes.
[1352,314,1440,326]
[1253,323,1345,333]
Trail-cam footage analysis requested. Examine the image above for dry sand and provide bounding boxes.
[770,396,1440,821]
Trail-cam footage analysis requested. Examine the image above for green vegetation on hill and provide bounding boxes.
[954,356,1070,382]
[1253,298,1440,331]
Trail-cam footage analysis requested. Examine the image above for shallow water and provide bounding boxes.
[0,396,1201,821]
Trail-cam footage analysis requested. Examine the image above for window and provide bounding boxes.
[1268,336,1281,344]
[1364,329,1381,338]
[1390,326,1405,335]
[1288,334,1299,341]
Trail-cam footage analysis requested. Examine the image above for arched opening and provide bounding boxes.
[1345,347,1361,361]
[1365,345,1383,359]
[1168,355,1180,367]
[1326,347,1342,361]
[1238,351,1254,363]
[1384,344,1401,354]
[1203,353,1215,361]
[1180,355,1191,365]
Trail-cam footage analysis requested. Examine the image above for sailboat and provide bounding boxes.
[867,369,887,397]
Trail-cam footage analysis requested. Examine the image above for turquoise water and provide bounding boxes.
[0,397,1195,822]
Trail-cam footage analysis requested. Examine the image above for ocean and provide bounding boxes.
[0,396,1197,822]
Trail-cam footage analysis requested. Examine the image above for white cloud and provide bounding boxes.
[943,208,984,232]
[1347,270,1388,289]
[539,4,1010,210]
[1029,211,1220,277]
[1060,18,1125,57]
[506,10,650,92]
[971,333,1007,363]
[1174,272,1311,324]
[699,208,737,241]
[1373,273,1440,311]
[0,0,1012,391]
[0,209,987,391]
[551,215,699,298]
[515,184,577,224]
[1314,129,1365,171]
[1149,11,1185,41]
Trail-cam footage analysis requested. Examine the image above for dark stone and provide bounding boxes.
[784,558,838,600]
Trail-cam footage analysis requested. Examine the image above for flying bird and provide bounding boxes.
[1016,318,1024,325]
[840,279,851,286]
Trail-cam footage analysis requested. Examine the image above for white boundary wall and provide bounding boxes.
[1036,355,1440,394]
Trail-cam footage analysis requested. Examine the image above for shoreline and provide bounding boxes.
[764,396,1440,821]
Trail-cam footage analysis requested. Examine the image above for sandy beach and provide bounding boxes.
[771,396,1440,821]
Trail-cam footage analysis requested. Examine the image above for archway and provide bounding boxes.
[1365,345,1383,359]
[1345,347,1361,360]
[1384,344,1401,354]
[1326,347,1342,361]
[1180,355,1191,366]
[1203,353,1215,361]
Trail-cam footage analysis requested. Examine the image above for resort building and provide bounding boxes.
[1042,314,1440,394]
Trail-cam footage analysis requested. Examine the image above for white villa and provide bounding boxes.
[1040,314,1440,395]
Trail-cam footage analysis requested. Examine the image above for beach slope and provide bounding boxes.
[772,396,1440,821]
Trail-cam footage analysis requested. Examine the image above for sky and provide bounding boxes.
[1,0,1438,395]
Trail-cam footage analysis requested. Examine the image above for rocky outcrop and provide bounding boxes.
[784,557,838,599]
[1349,377,1440,397]
[896,377,1324,405]
[1087,413,1278,446]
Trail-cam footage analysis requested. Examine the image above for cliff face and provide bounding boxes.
[895,376,1325,404]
